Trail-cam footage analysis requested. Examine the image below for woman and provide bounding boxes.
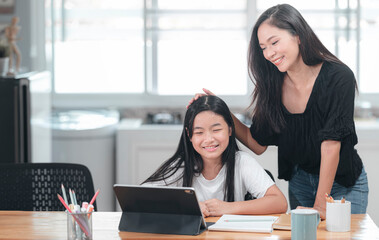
[189,4,368,219]
[144,95,288,217]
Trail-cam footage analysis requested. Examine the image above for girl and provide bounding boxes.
[143,95,287,217]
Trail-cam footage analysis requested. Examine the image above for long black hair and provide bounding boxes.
[248,4,346,133]
[143,95,239,202]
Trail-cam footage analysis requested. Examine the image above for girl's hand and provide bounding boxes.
[204,198,230,217]
[199,201,210,217]
[186,88,215,109]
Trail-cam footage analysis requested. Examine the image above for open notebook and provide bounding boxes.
[208,214,278,233]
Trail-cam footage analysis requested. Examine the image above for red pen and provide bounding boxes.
[57,194,90,238]
[87,189,100,211]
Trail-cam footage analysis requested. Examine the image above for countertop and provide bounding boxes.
[119,118,379,131]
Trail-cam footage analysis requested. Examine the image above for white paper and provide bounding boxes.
[208,214,278,233]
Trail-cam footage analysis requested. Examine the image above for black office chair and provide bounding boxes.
[0,163,96,211]
[244,169,275,201]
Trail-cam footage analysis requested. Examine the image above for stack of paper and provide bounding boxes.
[208,214,278,233]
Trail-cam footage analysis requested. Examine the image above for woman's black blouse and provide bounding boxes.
[250,61,363,187]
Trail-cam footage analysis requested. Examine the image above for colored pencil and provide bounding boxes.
[61,184,68,205]
[87,189,100,211]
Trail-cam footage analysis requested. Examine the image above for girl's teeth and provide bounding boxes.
[204,146,217,149]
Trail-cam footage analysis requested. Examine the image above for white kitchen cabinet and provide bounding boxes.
[116,119,379,226]
[116,119,182,185]
[354,121,379,226]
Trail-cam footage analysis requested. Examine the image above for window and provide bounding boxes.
[46,0,250,108]
[46,0,379,107]
[257,0,359,83]
[360,0,379,93]
[46,0,144,94]
[146,0,248,95]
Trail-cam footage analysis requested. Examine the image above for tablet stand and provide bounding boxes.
[119,211,206,235]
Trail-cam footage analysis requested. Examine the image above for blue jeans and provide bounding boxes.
[289,165,369,214]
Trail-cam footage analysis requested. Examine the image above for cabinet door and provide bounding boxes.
[116,127,182,185]
[133,142,178,184]
[355,130,379,226]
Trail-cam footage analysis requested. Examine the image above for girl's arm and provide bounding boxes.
[312,140,341,219]
[204,185,288,216]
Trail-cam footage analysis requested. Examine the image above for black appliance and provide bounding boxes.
[0,75,31,163]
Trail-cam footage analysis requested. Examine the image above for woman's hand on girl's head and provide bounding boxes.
[204,198,230,217]
[199,201,210,217]
[186,88,216,109]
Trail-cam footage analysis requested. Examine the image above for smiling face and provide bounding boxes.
[190,111,231,164]
[257,20,302,72]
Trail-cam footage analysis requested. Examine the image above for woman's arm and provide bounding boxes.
[313,140,341,219]
[231,113,267,155]
[203,185,288,216]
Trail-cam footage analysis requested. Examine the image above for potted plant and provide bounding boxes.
[0,44,10,76]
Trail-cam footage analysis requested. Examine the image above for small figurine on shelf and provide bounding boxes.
[5,16,21,76]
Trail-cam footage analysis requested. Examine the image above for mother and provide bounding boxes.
[189,4,368,219]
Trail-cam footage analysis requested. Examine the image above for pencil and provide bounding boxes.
[61,184,68,205]
[69,188,74,205]
[72,190,78,206]
[224,219,275,222]
[325,193,331,203]
[87,189,100,212]
[325,193,334,203]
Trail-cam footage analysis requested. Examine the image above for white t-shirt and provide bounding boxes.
[144,151,275,202]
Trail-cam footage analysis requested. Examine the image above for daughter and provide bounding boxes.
[143,96,287,217]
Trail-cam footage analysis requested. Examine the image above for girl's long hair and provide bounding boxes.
[248,4,345,133]
[143,95,239,202]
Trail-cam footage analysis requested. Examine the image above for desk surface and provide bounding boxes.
[0,211,378,239]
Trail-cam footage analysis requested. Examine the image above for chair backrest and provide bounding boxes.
[244,169,275,201]
[0,163,96,211]
[264,169,275,182]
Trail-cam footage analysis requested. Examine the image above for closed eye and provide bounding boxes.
[272,40,278,45]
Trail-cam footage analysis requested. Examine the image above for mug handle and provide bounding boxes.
[316,211,320,226]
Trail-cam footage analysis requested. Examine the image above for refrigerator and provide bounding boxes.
[0,71,51,163]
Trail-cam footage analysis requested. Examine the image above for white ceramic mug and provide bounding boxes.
[291,209,320,240]
[326,200,351,232]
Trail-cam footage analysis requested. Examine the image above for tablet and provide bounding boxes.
[113,184,207,235]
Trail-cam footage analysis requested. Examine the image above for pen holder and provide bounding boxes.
[67,211,93,240]
[326,200,351,232]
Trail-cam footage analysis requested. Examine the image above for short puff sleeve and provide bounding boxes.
[318,66,356,141]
